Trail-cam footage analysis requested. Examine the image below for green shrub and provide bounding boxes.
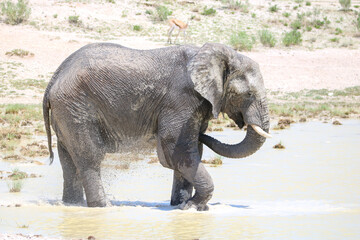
[312,19,324,29]
[335,27,343,35]
[226,0,249,13]
[133,25,141,31]
[53,13,57,18]
[330,37,340,42]
[5,49,34,57]
[339,0,351,10]
[357,13,360,31]
[283,12,290,17]
[306,25,312,31]
[201,6,216,16]
[291,19,302,30]
[8,179,23,192]
[258,29,276,47]
[269,5,279,12]
[229,31,255,51]
[106,0,115,3]
[282,30,302,46]
[306,1,311,6]
[68,15,80,25]
[0,0,31,25]
[155,5,172,21]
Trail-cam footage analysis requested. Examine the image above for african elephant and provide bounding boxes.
[43,42,271,211]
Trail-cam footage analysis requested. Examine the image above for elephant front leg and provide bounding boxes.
[171,171,193,206]
[178,162,214,211]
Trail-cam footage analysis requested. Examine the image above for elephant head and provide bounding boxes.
[188,43,271,158]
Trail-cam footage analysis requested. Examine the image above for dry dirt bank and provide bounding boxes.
[1,22,359,105]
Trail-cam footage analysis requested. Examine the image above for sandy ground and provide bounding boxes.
[1,23,359,105]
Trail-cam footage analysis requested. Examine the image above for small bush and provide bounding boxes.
[226,0,249,13]
[335,27,343,35]
[269,5,279,12]
[291,19,302,30]
[5,49,34,57]
[106,0,115,3]
[229,31,255,51]
[306,1,311,6]
[145,9,153,15]
[0,0,31,25]
[339,0,351,10]
[133,25,141,31]
[9,168,27,180]
[357,13,360,31]
[8,179,23,192]
[330,37,340,43]
[201,6,216,16]
[155,5,172,21]
[258,29,276,47]
[283,12,290,17]
[312,19,324,29]
[282,30,302,46]
[201,156,223,166]
[53,13,57,18]
[68,15,80,25]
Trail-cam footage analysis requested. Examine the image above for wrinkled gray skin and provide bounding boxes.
[43,42,269,211]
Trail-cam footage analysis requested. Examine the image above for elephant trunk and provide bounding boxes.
[199,101,270,159]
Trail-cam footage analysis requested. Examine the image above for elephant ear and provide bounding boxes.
[188,43,234,118]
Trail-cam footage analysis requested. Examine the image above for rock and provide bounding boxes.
[273,142,285,149]
[333,120,342,125]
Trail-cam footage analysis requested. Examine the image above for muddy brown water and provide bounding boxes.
[0,120,359,239]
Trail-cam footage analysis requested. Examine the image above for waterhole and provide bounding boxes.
[0,120,359,239]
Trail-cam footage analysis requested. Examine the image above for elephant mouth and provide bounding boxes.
[233,112,271,139]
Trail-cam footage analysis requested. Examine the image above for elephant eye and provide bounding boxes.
[248,91,253,97]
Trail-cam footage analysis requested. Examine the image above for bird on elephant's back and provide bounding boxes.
[43,42,271,211]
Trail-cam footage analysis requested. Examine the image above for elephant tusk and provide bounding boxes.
[251,125,272,138]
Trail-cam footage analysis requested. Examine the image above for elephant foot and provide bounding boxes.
[179,200,209,211]
[87,199,108,207]
[62,191,85,206]
[63,198,86,206]
[171,189,192,206]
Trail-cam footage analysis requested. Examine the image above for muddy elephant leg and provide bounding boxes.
[170,142,203,206]
[170,170,193,206]
[72,144,107,207]
[57,141,84,204]
[79,164,107,207]
[178,162,214,211]
[61,123,108,207]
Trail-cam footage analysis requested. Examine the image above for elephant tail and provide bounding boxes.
[43,92,54,165]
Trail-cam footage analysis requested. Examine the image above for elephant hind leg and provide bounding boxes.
[58,121,108,207]
[57,141,85,205]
